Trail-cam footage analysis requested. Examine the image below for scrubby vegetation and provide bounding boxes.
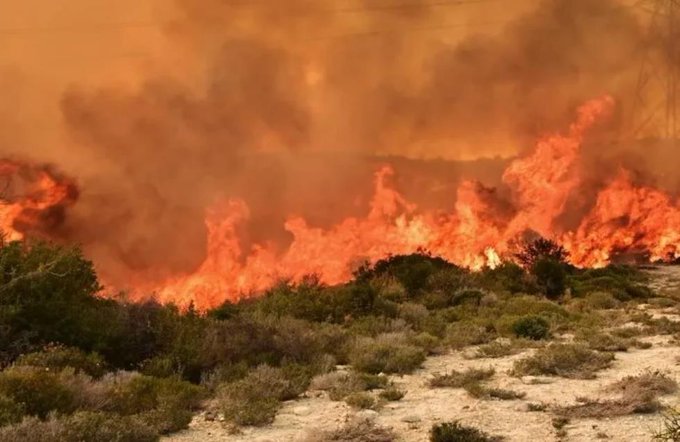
[430,420,502,442]
[0,237,660,439]
[512,344,615,379]
[556,371,677,419]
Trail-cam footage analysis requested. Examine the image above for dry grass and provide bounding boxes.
[308,418,396,442]
[578,332,650,352]
[556,371,677,419]
[512,344,614,379]
[464,382,526,400]
[471,341,522,359]
[428,368,495,388]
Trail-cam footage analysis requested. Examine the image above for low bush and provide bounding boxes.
[379,387,405,401]
[531,259,567,299]
[445,323,495,349]
[472,341,520,359]
[217,364,307,426]
[429,368,494,388]
[511,316,550,341]
[577,332,648,353]
[309,418,395,442]
[14,345,107,379]
[0,366,77,419]
[358,373,390,390]
[583,292,620,310]
[105,373,203,415]
[310,371,366,401]
[0,412,158,442]
[463,383,525,400]
[348,336,425,374]
[0,395,24,427]
[512,344,614,379]
[430,421,501,442]
[344,392,376,410]
[61,412,158,442]
[555,372,674,420]
[655,408,680,441]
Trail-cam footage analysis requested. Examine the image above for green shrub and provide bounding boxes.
[0,395,24,427]
[348,337,425,374]
[430,421,501,442]
[512,316,550,341]
[0,416,64,442]
[476,262,536,294]
[61,412,158,442]
[445,323,495,349]
[358,373,389,390]
[570,266,652,301]
[217,364,307,426]
[344,392,376,409]
[532,259,567,299]
[584,292,619,310]
[105,374,202,416]
[512,344,614,379]
[0,367,76,419]
[0,412,158,442]
[356,253,458,296]
[15,345,106,379]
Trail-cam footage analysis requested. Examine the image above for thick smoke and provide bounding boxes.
[0,0,665,283]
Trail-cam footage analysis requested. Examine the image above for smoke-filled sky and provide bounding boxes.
[0,0,670,283]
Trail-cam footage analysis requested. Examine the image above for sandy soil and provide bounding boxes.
[164,266,680,442]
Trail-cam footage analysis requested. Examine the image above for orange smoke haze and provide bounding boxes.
[1,0,679,308]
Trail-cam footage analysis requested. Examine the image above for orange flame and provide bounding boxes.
[4,97,680,311]
[0,160,77,242]
[144,96,635,310]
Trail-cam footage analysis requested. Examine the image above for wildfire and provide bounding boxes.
[2,97,680,310]
[140,95,678,309]
[0,160,77,242]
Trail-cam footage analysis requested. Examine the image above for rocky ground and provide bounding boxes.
[164,267,680,442]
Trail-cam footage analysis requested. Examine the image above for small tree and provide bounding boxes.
[532,258,567,299]
[515,237,568,269]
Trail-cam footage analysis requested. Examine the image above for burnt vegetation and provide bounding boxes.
[0,237,660,440]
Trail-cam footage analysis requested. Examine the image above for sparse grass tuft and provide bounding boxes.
[654,408,680,441]
[430,421,502,442]
[463,382,525,400]
[556,371,677,419]
[429,368,495,388]
[310,418,396,442]
[512,344,614,379]
[472,341,521,359]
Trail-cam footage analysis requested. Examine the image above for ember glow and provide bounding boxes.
[2,97,680,309]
